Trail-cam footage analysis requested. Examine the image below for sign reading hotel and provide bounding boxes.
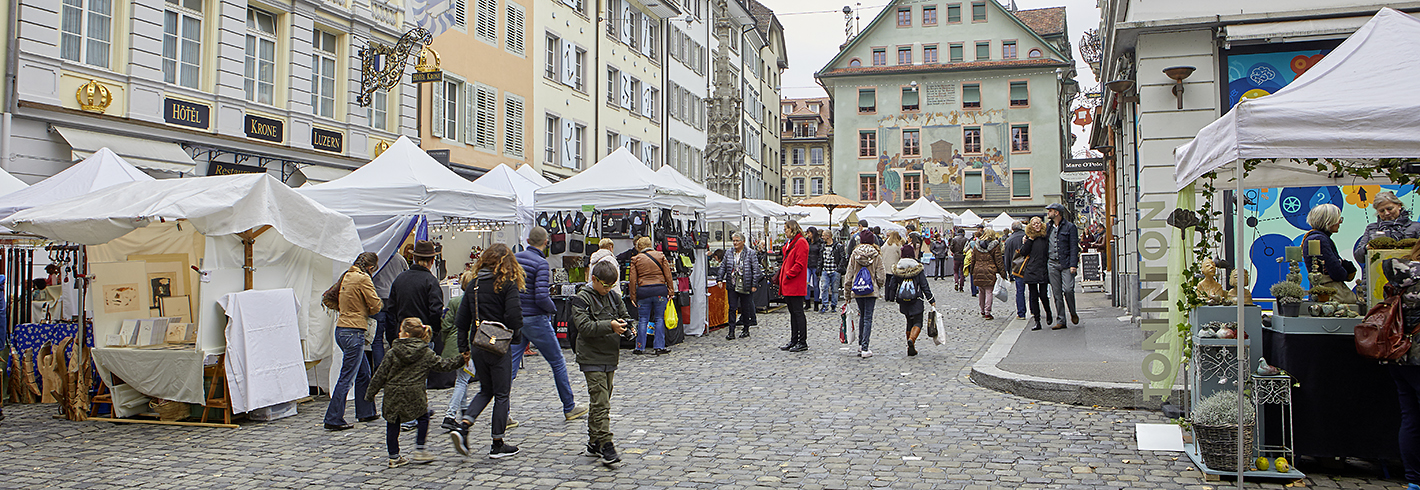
[245,114,284,143]
[164,98,210,130]
[312,128,343,153]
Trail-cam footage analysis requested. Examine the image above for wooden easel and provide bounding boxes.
[200,355,231,424]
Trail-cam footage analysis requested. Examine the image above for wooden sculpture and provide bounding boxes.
[37,341,62,404]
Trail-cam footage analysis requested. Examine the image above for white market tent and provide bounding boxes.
[744,199,805,220]
[297,136,518,267]
[856,205,894,220]
[656,166,738,222]
[473,163,544,229]
[787,206,856,228]
[0,168,27,198]
[535,147,705,212]
[0,147,153,220]
[894,197,952,223]
[1174,8,1420,192]
[955,209,984,227]
[988,212,1017,232]
[517,164,554,187]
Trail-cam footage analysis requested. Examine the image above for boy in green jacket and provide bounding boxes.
[570,261,629,466]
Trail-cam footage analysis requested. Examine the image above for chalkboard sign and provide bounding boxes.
[1080,252,1103,283]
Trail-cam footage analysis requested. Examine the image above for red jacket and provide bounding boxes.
[778,233,809,297]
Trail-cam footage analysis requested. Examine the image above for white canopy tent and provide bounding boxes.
[955,209,984,227]
[988,212,1017,232]
[473,164,544,229]
[787,206,857,228]
[656,166,738,222]
[535,148,705,212]
[297,136,518,269]
[743,199,805,220]
[0,168,27,198]
[517,164,554,187]
[1174,8,1420,192]
[856,204,894,220]
[0,147,153,220]
[894,197,953,223]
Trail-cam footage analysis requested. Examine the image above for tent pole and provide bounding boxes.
[1235,164,1246,483]
[238,226,272,291]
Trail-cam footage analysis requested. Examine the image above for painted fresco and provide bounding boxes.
[864,109,1012,205]
[1226,49,1330,109]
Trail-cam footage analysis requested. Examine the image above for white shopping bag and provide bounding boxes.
[993,281,1009,302]
[928,305,945,345]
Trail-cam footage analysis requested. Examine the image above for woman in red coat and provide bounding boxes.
[778,219,810,352]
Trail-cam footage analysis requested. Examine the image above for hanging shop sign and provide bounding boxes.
[358,27,432,106]
[244,114,284,143]
[208,161,265,176]
[410,47,442,84]
[1062,157,1105,173]
[164,98,210,130]
[311,127,344,153]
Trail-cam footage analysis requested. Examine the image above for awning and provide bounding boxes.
[298,164,353,184]
[53,126,197,174]
[1223,16,1370,44]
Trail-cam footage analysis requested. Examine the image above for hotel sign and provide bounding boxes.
[245,114,284,143]
[312,128,344,153]
[164,98,210,130]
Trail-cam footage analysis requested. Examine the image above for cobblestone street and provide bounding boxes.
[0,279,1403,489]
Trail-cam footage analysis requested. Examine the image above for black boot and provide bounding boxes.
[739,325,750,338]
[726,325,737,340]
[779,340,794,351]
[907,340,917,356]
[1030,317,1042,331]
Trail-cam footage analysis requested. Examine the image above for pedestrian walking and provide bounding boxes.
[323,252,383,431]
[1044,203,1081,329]
[1001,221,1027,320]
[512,227,588,423]
[885,258,935,357]
[949,229,967,291]
[720,232,760,339]
[451,243,525,460]
[369,248,408,370]
[778,220,810,352]
[440,271,483,431]
[629,236,676,355]
[384,241,446,355]
[806,227,824,312]
[570,261,631,466]
[1021,218,1053,330]
[819,232,843,313]
[366,318,468,468]
[845,230,884,357]
[881,231,903,293]
[931,236,949,279]
[970,229,1006,319]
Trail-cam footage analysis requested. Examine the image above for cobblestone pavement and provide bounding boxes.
[0,278,1404,489]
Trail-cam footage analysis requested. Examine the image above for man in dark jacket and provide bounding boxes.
[1001,221,1027,320]
[949,229,968,291]
[569,261,629,465]
[805,228,824,311]
[511,227,586,422]
[819,232,844,313]
[385,241,445,351]
[930,235,949,279]
[1045,203,1081,329]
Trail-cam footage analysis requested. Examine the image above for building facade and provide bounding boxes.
[664,0,708,183]
[817,0,1075,216]
[420,0,535,179]
[6,0,418,183]
[780,96,832,205]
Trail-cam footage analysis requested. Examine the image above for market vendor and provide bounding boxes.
[1354,191,1420,282]
[1302,203,1358,304]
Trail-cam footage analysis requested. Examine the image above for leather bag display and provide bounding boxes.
[1356,295,1410,360]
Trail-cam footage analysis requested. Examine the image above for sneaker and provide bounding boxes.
[450,426,470,456]
[861,350,873,358]
[653,348,671,355]
[565,405,589,421]
[489,443,520,459]
[600,442,621,464]
[440,417,461,432]
[400,420,417,431]
[1016,315,1027,320]
[387,456,409,468]
[505,418,519,430]
[411,450,435,464]
[583,442,602,457]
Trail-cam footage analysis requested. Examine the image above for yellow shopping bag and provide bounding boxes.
[664,300,679,329]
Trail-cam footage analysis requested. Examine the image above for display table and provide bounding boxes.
[9,322,94,390]
[708,283,727,328]
[91,347,206,404]
[1263,315,1400,460]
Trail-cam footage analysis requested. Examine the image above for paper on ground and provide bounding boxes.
[1135,423,1185,451]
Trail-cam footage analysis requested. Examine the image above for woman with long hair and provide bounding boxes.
[1020,218,1053,330]
[324,252,382,431]
[970,229,1007,320]
[880,231,904,295]
[451,243,526,459]
[1379,242,1420,490]
[778,219,810,352]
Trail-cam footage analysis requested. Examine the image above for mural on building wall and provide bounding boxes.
[1226,48,1330,109]
[864,109,1011,204]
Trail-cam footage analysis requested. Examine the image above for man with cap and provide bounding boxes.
[1044,203,1081,329]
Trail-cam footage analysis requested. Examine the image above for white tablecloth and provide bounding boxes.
[91,347,205,416]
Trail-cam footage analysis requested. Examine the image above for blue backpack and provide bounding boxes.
[850,266,875,296]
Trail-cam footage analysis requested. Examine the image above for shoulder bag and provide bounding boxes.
[471,282,514,355]
[1356,295,1409,360]
[1011,251,1028,278]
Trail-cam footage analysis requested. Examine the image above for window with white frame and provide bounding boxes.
[811,147,824,165]
[431,76,463,141]
[475,0,497,44]
[62,0,114,68]
[244,7,278,105]
[606,131,619,157]
[503,93,525,157]
[544,33,559,79]
[572,123,586,168]
[574,47,586,91]
[310,28,338,118]
[810,177,824,196]
[473,83,498,150]
[505,2,525,56]
[903,172,921,199]
[162,0,202,88]
[1011,124,1030,152]
[606,0,620,38]
[792,177,805,196]
[792,147,804,165]
[366,89,388,130]
[606,66,619,105]
[646,145,658,168]
[647,87,659,120]
[544,114,559,164]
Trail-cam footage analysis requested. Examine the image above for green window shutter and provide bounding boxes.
[976,43,989,60]
[1010,81,1028,103]
[902,87,919,107]
[965,172,982,195]
[858,88,875,108]
[963,85,980,104]
[1012,170,1031,197]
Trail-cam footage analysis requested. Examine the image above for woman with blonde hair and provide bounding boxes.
[1019,218,1053,330]
[629,236,675,355]
[589,238,619,281]
[451,243,526,459]
[880,231,904,295]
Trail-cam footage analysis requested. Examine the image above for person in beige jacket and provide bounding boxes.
[628,236,676,355]
[844,231,885,357]
[325,252,384,430]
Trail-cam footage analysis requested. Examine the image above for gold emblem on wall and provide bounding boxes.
[415,47,440,73]
[76,79,113,113]
[373,140,391,157]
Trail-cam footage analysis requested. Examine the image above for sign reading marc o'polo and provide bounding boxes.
[244,114,284,143]
[164,98,210,129]
[311,128,343,153]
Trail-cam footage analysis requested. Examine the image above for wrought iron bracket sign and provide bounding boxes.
[1062,157,1105,173]
[358,27,433,107]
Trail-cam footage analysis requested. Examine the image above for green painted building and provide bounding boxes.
[816,0,1077,216]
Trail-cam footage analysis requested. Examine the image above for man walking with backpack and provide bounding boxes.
[844,231,884,358]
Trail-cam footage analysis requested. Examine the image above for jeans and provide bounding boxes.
[585,370,615,445]
[444,362,474,419]
[510,314,576,413]
[1014,278,1027,318]
[387,410,430,457]
[371,310,391,371]
[465,348,512,440]
[1048,261,1077,323]
[324,327,376,425]
[728,289,756,327]
[819,270,841,309]
[856,297,875,350]
[806,268,820,304]
[953,257,965,288]
[636,295,668,350]
[785,296,806,346]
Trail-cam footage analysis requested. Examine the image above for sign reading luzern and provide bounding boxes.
[164,98,210,129]
[245,114,284,143]
[1062,158,1105,173]
[208,161,265,176]
[311,128,344,153]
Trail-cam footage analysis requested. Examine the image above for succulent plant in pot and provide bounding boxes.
[1270,281,1305,317]
[1191,391,1257,471]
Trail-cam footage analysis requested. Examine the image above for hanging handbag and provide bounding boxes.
[1011,253,1029,278]
[470,282,514,356]
[569,211,587,255]
[1356,295,1410,360]
[549,211,568,255]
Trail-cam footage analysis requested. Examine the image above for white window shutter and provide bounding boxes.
[561,119,576,168]
[465,83,476,144]
[432,82,445,138]
[620,73,632,109]
[621,6,633,44]
[642,86,651,117]
[561,41,576,86]
[641,16,651,56]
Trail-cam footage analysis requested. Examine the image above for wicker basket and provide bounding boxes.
[1193,423,1255,471]
[150,399,190,422]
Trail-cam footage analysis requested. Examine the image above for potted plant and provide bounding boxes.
[1309,283,1336,303]
[1190,390,1256,471]
[1270,281,1304,317]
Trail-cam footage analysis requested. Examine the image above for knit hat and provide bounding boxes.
[859,230,877,246]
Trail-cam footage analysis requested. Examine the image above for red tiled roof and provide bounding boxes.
[1014,7,1066,37]
[819,58,1069,78]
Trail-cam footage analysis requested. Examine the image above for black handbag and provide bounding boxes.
[674,290,691,308]
[470,283,514,355]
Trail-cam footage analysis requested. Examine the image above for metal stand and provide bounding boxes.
[1253,374,1295,465]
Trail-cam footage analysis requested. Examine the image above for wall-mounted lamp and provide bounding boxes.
[1163,66,1196,110]
[1105,79,1137,103]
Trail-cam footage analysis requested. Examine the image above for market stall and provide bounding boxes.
[473,163,546,247]
[954,209,984,228]
[1172,8,1417,479]
[987,212,1016,232]
[2,173,362,423]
